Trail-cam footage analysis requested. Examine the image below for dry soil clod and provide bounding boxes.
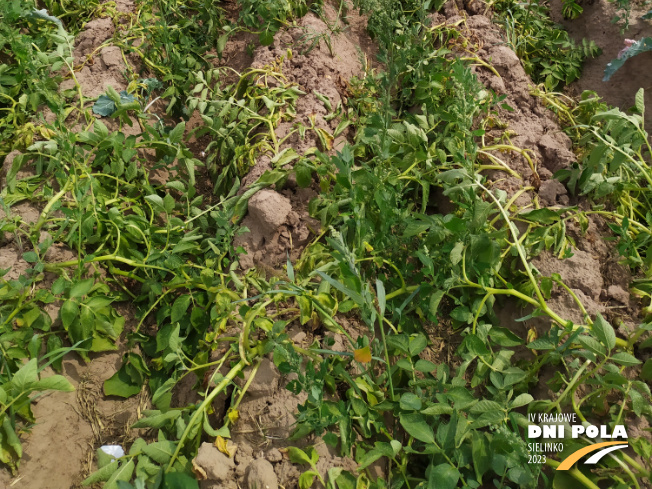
[244,458,279,489]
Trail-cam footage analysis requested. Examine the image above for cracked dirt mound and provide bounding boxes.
[434,6,636,330]
[234,2,377,271]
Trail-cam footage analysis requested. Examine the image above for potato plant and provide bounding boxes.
[0,0,651,488]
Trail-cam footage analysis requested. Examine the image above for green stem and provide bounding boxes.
[385,285,419,301]
[166,359,246,472]
[626,326,648,349]
[572,392,587,422]
[607,450,642,489]
[43,254,171,273]
[545,359,591,413]
[378,312,395,402]
[613,382,631,427]
[239,301,272,365]
[477,181,545,305]
[545,459,600,489]
[222,359,262,430]
[481,144,537,176]
[33,180,73,234]
[553,277,589,321]
[472,292,492,334]
[622,453,649,477]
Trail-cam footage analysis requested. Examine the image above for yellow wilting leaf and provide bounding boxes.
[527,328,538,355]
[215,436,227,452]
[227,408,239,424]
[37,125,56,139]
[354,346,372,364]
[217,317,227,333]
[315,127,334,151]
[191,460,207,480]
[214,436,237,457]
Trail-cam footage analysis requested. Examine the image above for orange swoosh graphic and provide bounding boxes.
[557,441,628,470]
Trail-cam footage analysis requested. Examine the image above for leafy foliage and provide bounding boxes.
[548,88,652,269]
[118,0,228,116]
[238,0,320,45]
[494,0,600,90]
[39,0,102,33]
[561,0,583,20]
[0,1,73,158]
[187,66,305,196]
[1,0,652,487]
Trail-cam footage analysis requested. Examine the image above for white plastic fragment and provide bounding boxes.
[100,445,125,459]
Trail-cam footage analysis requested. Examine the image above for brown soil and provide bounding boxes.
[549,0,652,126]
[0,350,147,489]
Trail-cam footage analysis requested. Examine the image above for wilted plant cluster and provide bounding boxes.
[1,0,651,488]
